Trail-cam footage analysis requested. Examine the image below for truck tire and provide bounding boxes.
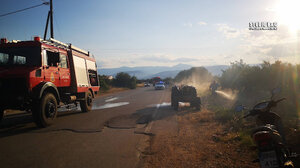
[171,93,175,107]
[80,91,93,112]
[173,98,179,111]
[0,109,4,122]
[191,97,201,110]
[33,93,58,128]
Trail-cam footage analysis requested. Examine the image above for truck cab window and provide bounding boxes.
[13,56,26,64]
[46,51,59,67]
[88,70,98,86]
[59,54,68,68]
[0,53,9,64]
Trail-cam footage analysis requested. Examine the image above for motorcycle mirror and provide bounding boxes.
[235,105,244,112]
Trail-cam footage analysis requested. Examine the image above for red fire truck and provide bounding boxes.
[0,37,100,127]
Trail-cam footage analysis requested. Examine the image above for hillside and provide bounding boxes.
[98,64,228,79]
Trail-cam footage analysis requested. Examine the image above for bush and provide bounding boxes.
[113,72,137,89]
[98,75,111,91]
[238,130,255,147]
[219,60,300,128]
[129,76,137,89]
[213,107,235,123]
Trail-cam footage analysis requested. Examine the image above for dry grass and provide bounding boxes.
[143,109,258,168]
[98,87,129,97]
[137,83,144,87]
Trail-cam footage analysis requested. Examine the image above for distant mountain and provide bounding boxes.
[145,70,181,79]
[98,64,228,79]
[205,65,229,76]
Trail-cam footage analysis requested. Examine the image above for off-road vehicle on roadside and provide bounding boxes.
[0,37,100,127]
[171,85,201,111]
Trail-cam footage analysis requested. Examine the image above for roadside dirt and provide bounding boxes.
[142,107,258,168]
[98,87,129,96]
[98,85,144,97]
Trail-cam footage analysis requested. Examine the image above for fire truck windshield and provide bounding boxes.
[0,47,41,66]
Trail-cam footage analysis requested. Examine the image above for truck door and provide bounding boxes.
[58,53,70,87]
[42,50,60,86]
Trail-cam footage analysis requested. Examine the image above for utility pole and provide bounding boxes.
[50,0,54,38]
[44,0,53,40]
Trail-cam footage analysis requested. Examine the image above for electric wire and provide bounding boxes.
[0,2,49,18]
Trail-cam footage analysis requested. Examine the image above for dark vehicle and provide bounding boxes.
[171,85,201,111]
[236,88,296,168]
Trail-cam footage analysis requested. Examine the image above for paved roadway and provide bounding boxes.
[0,87,174,168]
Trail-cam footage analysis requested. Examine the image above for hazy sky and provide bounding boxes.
[0,0,299,68]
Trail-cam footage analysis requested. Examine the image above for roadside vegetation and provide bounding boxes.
[167,61,300,165]
[219,60,299,128]
[214,60,300,161]
[98,72,137,94]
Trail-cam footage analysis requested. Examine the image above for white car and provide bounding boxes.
[155,82,165,90]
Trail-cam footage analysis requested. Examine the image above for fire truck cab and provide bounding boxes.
[0,37,100,127]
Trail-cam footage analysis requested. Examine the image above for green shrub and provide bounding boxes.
[98,75,110,91]
[239,130,255,147]
[113,72,137,89]
[219,60,300,128]
[212,107,234,123]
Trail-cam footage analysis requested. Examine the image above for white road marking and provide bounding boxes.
[105,97,119,102]
[93,102,129,110]
[147,102,171,108]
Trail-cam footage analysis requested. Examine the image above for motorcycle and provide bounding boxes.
[236,88,296,168]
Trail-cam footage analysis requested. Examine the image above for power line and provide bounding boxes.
[0,2,49,18]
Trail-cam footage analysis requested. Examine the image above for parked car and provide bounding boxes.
[144,82,151,87]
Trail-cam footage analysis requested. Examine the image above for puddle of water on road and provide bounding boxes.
[148,102,171,108]
[105,97,119,102]
[93,102,129,110]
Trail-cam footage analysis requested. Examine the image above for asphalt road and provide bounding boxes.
[0,87,174,168]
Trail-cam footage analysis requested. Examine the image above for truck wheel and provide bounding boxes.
[80,91,93,112]
[33,93,58,128]
[190,97,201,110]
[195,97,201,110]
[0,109,4,122]
[173,99,179,111]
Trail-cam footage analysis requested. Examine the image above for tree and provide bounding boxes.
[113,72,137,89]
[98,75,111,91]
